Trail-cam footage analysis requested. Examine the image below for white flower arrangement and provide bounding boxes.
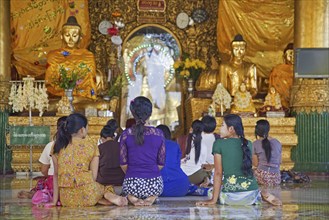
[9,77,49,117]
[212,83,232,110]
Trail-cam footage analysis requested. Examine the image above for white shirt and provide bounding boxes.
[202,132,216,164]
[39,141,54,175]
[181,137,208,176]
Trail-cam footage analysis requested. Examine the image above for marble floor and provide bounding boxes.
[0,175,328,220]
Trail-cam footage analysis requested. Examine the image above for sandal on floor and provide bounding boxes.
[262,193,282,206]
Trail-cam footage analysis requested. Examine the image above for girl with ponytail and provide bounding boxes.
[50,113,128,207]
[120,96,166,206]
[181,120,210,186]
[253,120,282,204]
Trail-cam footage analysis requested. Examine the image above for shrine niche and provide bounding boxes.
[121,24,182,129]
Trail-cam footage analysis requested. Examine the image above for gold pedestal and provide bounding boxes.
[8,116,112,172]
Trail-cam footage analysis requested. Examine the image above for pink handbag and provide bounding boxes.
[31,188,53,205]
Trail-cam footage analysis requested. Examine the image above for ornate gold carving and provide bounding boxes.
[0,77,10,111]
[291,79,329,113]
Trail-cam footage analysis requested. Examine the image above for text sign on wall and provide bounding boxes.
[10,126,51,145]
[137,0,166,12]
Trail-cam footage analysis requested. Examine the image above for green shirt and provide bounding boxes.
[212,138,258,192]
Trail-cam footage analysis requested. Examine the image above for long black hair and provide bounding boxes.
[130,96,152,145]
[224,114,252,176]
[255,119,271,163]
[186,120,204,164]
[53,113,88,154]
[156,124,171,140]
[100,119,118,139]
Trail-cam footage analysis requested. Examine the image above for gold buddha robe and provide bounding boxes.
[219,62,258,97]
[45,48,97,100]
[268,64,293,108]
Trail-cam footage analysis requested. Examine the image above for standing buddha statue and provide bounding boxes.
[45,16,97,100]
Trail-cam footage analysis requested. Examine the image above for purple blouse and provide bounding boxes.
[120,126,166,179]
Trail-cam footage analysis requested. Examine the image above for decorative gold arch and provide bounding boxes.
[122,23,182,56]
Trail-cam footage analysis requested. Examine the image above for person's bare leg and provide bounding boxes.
[104,192,128,206]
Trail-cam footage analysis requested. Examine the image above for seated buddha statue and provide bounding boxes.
[231,83,256,114]
[219,34,258,98]
[45,16,97,100]
[264,87,283,110]
[268,43,294,108]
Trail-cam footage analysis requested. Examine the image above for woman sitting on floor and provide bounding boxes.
[181,120,210,187]
[49,113,127,207]
[253,119,282,202]
[97,119,126,195]
[120,96,165,206]
[156,124,190,197]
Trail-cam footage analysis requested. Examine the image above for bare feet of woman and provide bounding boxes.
[261,192,282,206]
[143,196,157,206]
[200,177,210,188]
[127,195,141,206]
[17,190,34,199]
[104,193,128,206]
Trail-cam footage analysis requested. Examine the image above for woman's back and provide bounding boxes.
[57,137,97,187]
[97,140,125,186]
[213,138,258,192]
[120,126,165,179]
[253,138,282,173]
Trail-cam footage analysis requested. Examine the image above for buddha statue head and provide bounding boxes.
[61,16,82,49]
[239,82,247,93]
[283,43,294,65]
[231,34,247,60]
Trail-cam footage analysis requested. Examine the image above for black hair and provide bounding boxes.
[224,114,252,177]
[100,119,118,139]
[201,115,217,133]
[156,124,171,140]
[186,120,204,164]
[53,116,67,140]
[130,96,152,145]
[53,113,88,154]
[255,119,271,163]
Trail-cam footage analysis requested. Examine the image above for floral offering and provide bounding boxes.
[174,56,206,81]
[53,62,91,90]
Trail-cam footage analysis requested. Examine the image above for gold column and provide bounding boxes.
[0,0,11,110]
[294,0,329,48]
[292,1,329,113]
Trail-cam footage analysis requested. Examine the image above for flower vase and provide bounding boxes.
[187,78,194,97]
[65,89,75,113]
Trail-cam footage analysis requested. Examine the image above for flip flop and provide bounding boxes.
[262,193,282,206]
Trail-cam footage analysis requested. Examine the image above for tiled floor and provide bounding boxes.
[0,175,328,219]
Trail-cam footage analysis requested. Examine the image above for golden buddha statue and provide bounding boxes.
[268,43,294,108]
[231,83,256,114]
[219,34,258,97]
[45,16,97,100]
[264,86,282,110]
[195,56,219,91]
